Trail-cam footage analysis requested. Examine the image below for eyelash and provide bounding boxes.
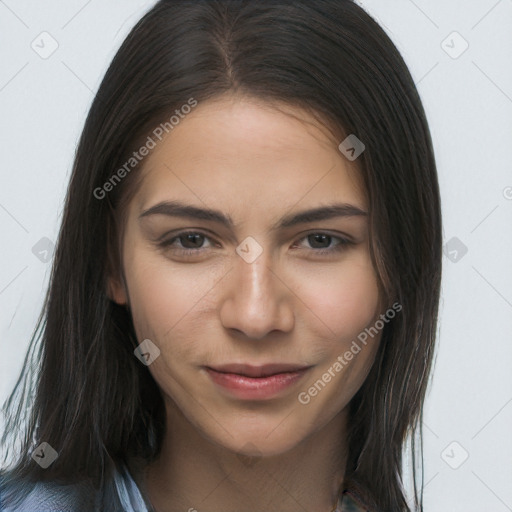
[158,231,354,256]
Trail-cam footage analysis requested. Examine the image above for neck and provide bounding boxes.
[141,398,349,512]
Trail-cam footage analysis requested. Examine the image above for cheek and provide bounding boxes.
[124,250,222,340]
[122,248,230,379]
[124,258,207,386]
[125,265,184,341]
[293,252,381,341]
[292,255,382,420]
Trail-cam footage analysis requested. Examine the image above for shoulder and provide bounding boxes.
[0,471,96,511]
[0,463,151,512]
[339,489,374,512]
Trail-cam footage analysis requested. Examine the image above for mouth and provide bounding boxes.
[204,363,312,400]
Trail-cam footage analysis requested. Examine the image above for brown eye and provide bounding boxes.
[307,234,332,249]
[178,233,206,249]
[293,232,354,254]
[159,231,214,254]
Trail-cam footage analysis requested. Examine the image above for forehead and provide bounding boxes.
[133,96,367,215]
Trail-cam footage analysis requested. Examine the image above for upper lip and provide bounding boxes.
[207,363,311,378]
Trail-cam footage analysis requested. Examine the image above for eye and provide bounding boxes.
[292,233,354,254]
[159,231,215,255]
[158,230,354,257]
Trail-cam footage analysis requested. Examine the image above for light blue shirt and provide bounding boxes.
[0,463,151,511]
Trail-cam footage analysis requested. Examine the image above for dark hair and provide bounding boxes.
[1,1,442,510]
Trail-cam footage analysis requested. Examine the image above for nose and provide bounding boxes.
[219,247,295,340]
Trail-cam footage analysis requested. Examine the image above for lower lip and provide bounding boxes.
[205,368,309,400]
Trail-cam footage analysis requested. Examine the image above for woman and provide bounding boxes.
[0,1,442,511]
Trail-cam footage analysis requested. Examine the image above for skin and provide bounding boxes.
[109,95,384,512]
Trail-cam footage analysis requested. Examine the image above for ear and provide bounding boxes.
[107,274,128,305]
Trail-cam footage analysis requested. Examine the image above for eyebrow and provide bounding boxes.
[139,200,367,230]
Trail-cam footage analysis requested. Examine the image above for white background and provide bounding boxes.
[1,1,511,511]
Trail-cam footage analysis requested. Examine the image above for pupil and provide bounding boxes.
[184,234,203,248]
[309,234,330,248]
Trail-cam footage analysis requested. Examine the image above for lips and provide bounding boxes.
[204,363,311,400]
[208,363,310,378]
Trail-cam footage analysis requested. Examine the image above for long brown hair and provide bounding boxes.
[1,1,442,510]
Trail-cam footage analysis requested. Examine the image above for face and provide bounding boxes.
[109,95,384,457]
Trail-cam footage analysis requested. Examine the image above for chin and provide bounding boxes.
[211,422,311,459]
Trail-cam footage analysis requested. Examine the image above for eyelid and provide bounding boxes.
[155,228,217,244]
